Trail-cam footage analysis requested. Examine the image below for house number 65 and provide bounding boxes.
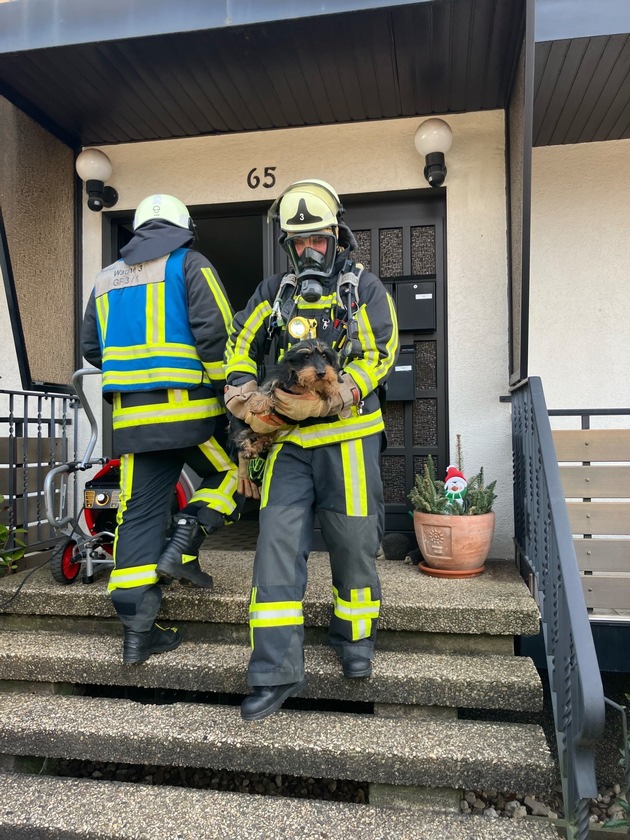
[246,167,277,189]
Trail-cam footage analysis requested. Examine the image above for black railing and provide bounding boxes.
[0,386,79,556]
[511,377,606,840]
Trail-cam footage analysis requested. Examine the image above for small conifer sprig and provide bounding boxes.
[408,453,497,516]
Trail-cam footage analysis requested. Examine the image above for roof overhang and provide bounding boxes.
[0,0,627,149]
[0,0,525,148]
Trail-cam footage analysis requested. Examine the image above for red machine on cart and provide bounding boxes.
[44,368,194,584]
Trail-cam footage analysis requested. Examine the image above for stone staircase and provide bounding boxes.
[0,550,561,839]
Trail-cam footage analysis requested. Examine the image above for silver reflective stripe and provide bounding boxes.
[334,603,377,618]
[250,607,303,622]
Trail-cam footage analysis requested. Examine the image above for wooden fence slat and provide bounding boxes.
[559,465,630,498]
[581,575,630,610]
[553,429,630,462]
[0,492,59,526]
[566,502,630,536]
[574,539,630,573]
[0,437,65,465]
[0,464,57,495]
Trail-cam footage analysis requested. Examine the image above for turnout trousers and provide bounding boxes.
[109,416,240,632]
[247,433,384,688]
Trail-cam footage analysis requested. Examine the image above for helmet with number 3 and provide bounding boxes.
[277,180,342,233]
[274,180,344,279]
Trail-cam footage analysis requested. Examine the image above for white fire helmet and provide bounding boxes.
[133,194,193,232]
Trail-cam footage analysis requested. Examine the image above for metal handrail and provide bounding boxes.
[0,384,79,552]
[511,376,606,840]
[43,368,105,531]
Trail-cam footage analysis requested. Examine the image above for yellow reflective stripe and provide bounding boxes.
[112,452,133,562]
[249,598,304,627]
[202,360,226,380]
[278,411,384,448]
[156,280,166,344]
[345,296,399,396]
[296,294,336,310]
[224,354,258,377]
[381,293,400,377]
[188,470,238,516]
[107,563,159,591]
[145,282,156,344]
[344,362,375,396]
[95,294,109,342]
[354,305,380,386]
[201,267,232,333]
[260,443,282,509]
[103,368,207,387]
[228,302,273,374]
[340,439,367,516]
[197,437,234,472]
[182,554,196,565]
[248,586,304,648]
[333,586,380,641]
[103,343,201,361]
[112,399,224,430]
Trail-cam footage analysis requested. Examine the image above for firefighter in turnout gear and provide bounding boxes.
[225,179,399,720]
[81,194,242,664]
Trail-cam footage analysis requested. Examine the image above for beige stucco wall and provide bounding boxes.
[0,96,75,388]
[530,140,630,418]
[80,110,513,555]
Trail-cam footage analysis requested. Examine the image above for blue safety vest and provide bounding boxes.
[94,248,208,393]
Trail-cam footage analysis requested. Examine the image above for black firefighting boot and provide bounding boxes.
[155,515,213,589]
[122,622,182,665]
[240,680,307,722]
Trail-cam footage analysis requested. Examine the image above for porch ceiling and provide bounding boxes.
[0,0,626,150]
[0,0,524,148]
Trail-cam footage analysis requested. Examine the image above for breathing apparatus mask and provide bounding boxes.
[284,231,338,301]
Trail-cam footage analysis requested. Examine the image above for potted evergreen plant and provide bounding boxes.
[408,440,497,578]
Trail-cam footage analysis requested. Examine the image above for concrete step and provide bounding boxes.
[0,772,562,840]
[0,773,558,840]
[0,629,543,711]
[0,554,541,637]
[0,692,556,795]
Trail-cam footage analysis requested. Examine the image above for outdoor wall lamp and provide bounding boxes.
[414,118,453,187]
[75,148,119,212]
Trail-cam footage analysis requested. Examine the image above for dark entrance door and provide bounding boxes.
[343,192,448,537]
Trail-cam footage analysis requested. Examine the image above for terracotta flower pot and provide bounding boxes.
[413,510,495,577]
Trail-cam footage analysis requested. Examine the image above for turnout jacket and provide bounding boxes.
[82,240,233,456]
[225,251,399,448]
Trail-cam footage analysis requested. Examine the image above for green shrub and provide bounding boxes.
[0,494,26,574]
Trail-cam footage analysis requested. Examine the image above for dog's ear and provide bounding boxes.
[324,346,340,369]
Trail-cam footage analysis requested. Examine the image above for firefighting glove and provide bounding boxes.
[224,380,258,420]
[272,374,361,422]
[224,381,291,434]
[237,454,261,500]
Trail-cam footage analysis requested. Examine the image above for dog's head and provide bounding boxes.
[283,338,340,394]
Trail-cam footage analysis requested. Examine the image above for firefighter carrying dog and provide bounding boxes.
[225,179,400,721]
[81,194,242,665]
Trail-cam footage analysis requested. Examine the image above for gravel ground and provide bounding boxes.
[52,758,628,826]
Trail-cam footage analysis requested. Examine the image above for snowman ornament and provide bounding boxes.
[444,465,467,507]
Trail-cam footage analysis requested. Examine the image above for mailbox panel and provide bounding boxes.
[396,280,436,332]
[386,345,415,401]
